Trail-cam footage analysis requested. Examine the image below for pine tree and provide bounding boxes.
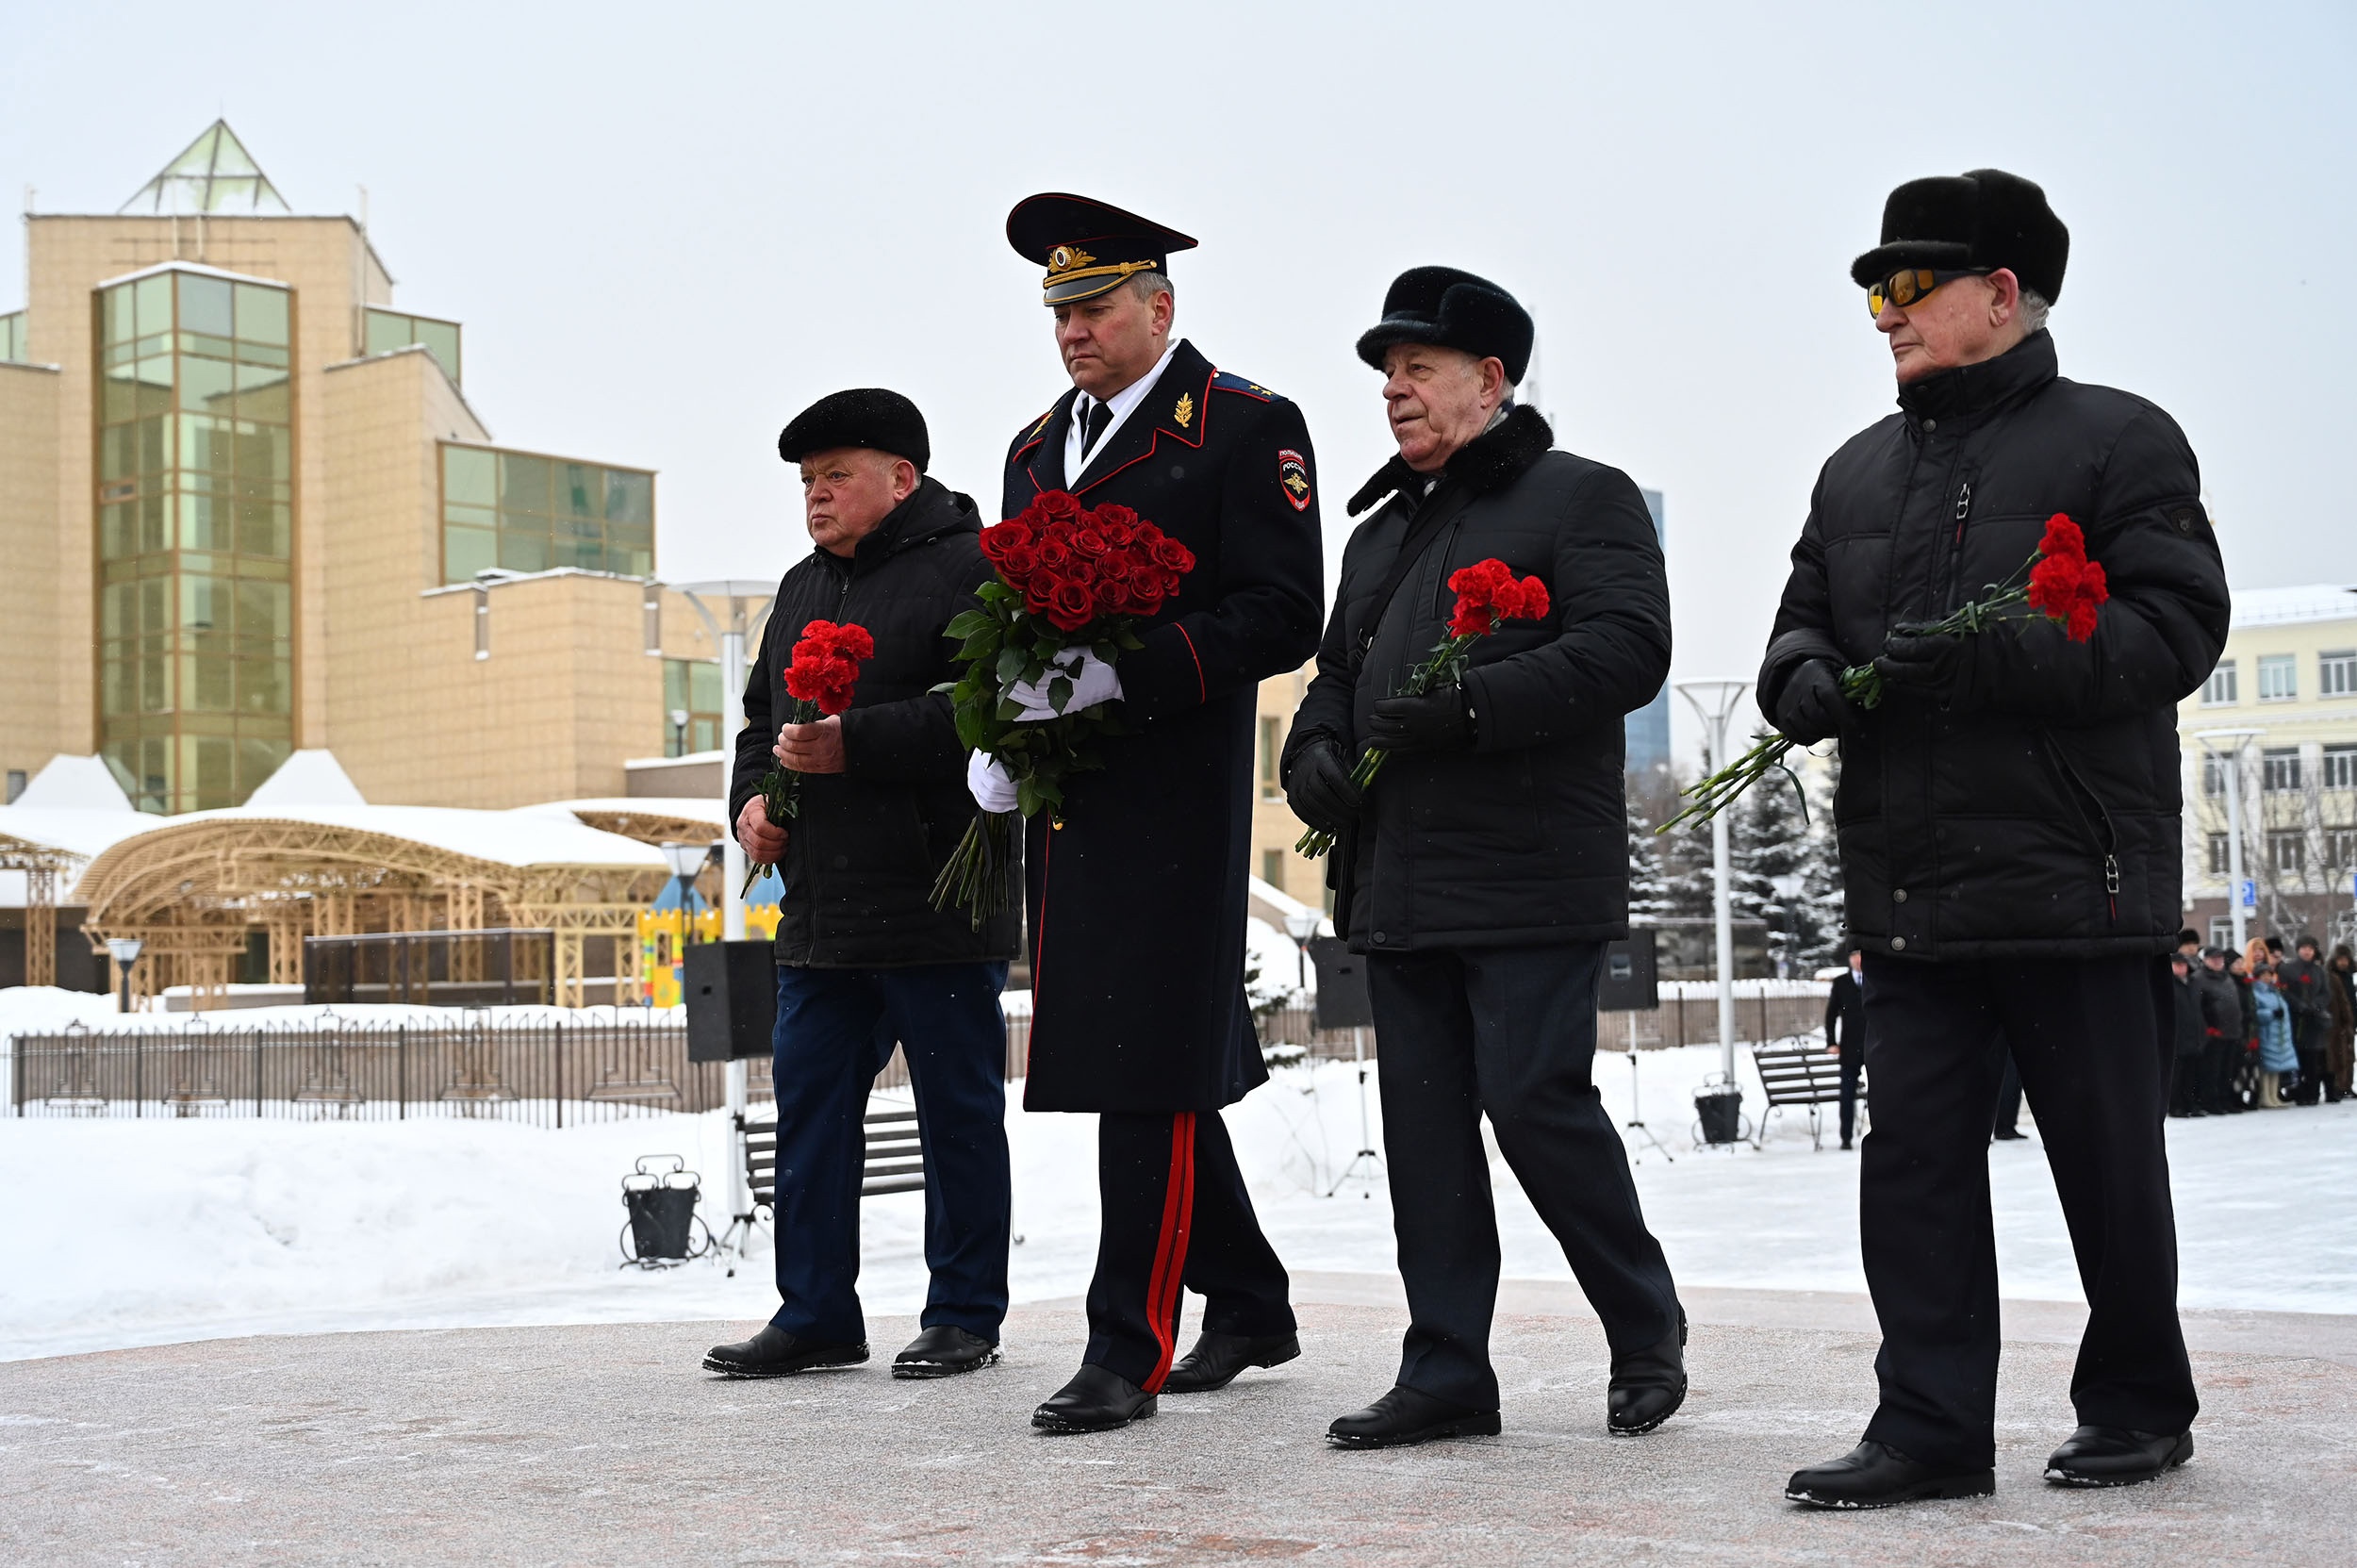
[1727,768,1829,977]
[1626,788,1675,923]
[1798,757,1849,968]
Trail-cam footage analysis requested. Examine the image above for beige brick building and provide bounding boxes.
[1253,662,1322,909]
[0,122,733,815]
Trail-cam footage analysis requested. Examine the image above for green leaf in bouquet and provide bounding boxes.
[957,628,1001,660]
[995,645,1026,685]
[1115,628,1145,651]
[1016,777,1043,817]
[1048,672,1074,713]
[944,609,993,639]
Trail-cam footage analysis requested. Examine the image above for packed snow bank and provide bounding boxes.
[4,1044,2350,1362]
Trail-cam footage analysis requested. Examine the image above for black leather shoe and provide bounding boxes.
[1162,1330,1301,1393]
[1785,1440,1995,1508]
[1327,1385,1502,1449]
[1607,1307,1688,1435]
[701,1324,868,1378]
[1032,1364,1156,1434]
[892,1325,1000,1380]
[2044,1426,2192,1487]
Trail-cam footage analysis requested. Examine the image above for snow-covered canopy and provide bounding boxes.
[244,751,367,808]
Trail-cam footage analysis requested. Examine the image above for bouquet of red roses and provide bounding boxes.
[1661,512,2110,834]
[1296,556,1551,860]
[739,619,874,897]
[929,489,1195,924]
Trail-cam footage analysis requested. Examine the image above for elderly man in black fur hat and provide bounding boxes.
[1765,171,2227,1508]
[702,388,1020,1385]
[1281,268,1685,1449]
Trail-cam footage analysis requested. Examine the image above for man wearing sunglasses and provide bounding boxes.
[1760,170,2229,1508]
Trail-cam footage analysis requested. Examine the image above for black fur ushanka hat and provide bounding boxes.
[778,388,931,471]
[1851,168,2070,304]
[1356,266,1535,384]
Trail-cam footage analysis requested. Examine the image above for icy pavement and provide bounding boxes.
[4,1043,2354,1361]
[8,1297,2354,1567]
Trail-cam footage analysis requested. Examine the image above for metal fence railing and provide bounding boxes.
[6,1019,768,1126]
[7,986,1831,1122]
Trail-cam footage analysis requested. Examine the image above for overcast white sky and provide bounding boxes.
[7,1,2350,766]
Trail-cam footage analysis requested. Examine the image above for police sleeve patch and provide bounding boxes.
[1277,448,1311,512]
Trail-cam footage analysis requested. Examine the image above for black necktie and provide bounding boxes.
[1080,398,1113,457]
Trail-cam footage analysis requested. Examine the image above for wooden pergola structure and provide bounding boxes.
[74,815,671,1010]
[0,829,82,988]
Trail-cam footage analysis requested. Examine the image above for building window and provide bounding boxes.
[0,309,24,363]
[2326,745,2357,792]
[2202,755,2233,798]
[662,659,724,755]
[2205,834,2231,876]
[4,769,23,803]
[2267,830,2306,873]
[94,266,296,814]
[1261,849,1285,890]
[2325,829,2357,871]
[1260,717,1282,799]
[2262,749,2302,793]
[2257,653,2298,702]
[362,307,462,385]
[2201,660,2238,706]
[2208,916,2235,949]
[2322,651,2357,700]
[440,443,654,584]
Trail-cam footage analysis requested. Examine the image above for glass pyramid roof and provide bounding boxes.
[120,121,292,216]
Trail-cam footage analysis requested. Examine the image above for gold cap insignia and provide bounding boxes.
[1173,393,1195,429]
[1047,244,1096,276]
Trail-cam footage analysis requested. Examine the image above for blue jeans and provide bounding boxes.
[768,961,1012,1345]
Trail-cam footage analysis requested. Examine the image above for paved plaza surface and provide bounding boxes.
[6,1274,2354,1566]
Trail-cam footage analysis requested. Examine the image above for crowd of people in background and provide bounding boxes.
[2172,929,2357,1115]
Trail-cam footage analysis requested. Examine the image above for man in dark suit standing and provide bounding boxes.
[1824,945,1866,1149]
[982,193,1325,1434]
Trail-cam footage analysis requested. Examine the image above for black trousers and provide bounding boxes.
[2290,1016,2328,1105]
[1991,1052,2024,1136]
[1838,1046,1864,1144]
[1084,1109,1294,1391]
[1367,942,1682,1411]
[1858,953,2198,1469]
[2200,1035,2242,1113]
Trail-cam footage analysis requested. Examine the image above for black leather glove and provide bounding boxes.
[1366,685,1475,755]
[1871,623,1971,702]
[1770,659,1848,745]
[1284,735,1363,837]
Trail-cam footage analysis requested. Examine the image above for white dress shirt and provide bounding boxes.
[1064,340,1181,484]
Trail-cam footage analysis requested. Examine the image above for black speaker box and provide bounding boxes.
[684,940,776,1063]
[1308,936,1375,1030]
[1599,930,1659,1013]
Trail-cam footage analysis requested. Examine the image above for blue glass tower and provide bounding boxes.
[1625,487,1671,775]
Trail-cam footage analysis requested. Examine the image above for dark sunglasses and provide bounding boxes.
[1866,267,1989,318]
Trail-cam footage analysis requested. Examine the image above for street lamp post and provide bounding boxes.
[1675,679,1753,1083]
[659,841,712,951]
[2196,728,2263,952]
[105,935,145,1016]
[1282,908,1323,995]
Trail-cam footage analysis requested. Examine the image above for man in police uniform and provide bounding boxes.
[980,193,1325,1433]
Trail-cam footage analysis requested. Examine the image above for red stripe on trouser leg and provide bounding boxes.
[1142,1111,1197,1392]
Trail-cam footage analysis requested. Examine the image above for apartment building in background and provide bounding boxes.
[2180,583,2357,949]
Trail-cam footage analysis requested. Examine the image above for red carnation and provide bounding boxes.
[2038,513,2087,564]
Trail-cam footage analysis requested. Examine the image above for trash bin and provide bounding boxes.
[620,1154,709,1266]
[1694,1079,1746,1147]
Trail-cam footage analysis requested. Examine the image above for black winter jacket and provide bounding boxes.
[1284,406,1670,951]
[1759,333,2229,961]
[2196,966,2241,1042]
[729,479,1020,968]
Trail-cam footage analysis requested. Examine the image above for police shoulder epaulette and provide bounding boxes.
[1011,406,1057,453]
[1210,370,1283,403]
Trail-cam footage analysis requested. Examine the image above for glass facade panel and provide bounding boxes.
[361,306,462,384]
[0,310,25,362]
[94,266,296,814]
[439,443,656,585]
[662,659,725,756]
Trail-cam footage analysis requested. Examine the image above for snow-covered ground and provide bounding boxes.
[6,1029,2351,1363]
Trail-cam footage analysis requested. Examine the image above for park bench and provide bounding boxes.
[1750,1042,1863,1151]
[740,1103,929,1213]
